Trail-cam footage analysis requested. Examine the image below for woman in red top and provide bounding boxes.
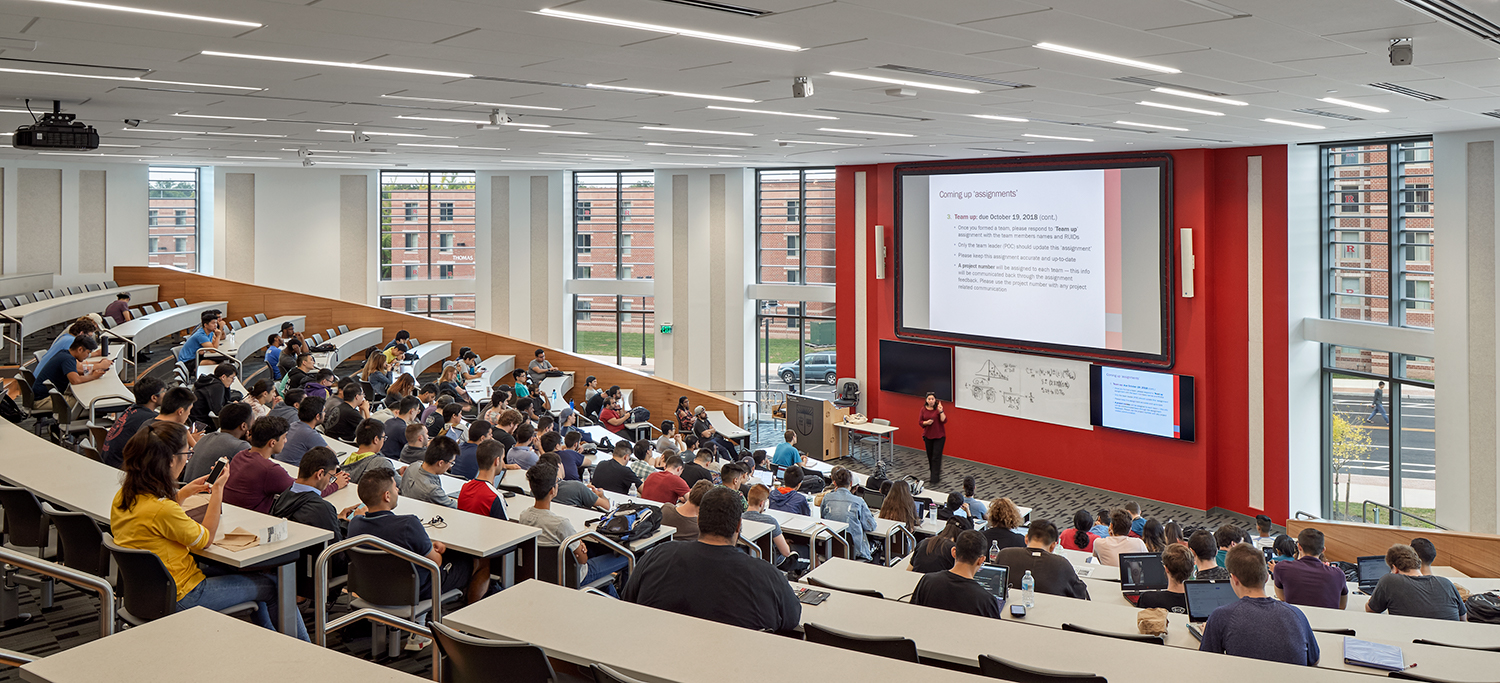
[1059,508,1099,552]
[918,392,947,484]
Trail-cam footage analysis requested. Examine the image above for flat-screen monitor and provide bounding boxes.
[1119,552,1169,592]
[895,154,1173,367]
[1089,365,1196,441]
[878,339,953,401]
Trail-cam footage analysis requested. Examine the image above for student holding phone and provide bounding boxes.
[919,392,948,484]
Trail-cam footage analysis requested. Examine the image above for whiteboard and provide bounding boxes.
[954,347,1092,430]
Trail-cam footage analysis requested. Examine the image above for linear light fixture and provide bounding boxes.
[666,152,741,157]
[826,71,982,94]
[1318,97,1389,113]
[38,151,159,157]
[396,143,509,151]
[818,127,914,137]
[174,112,361,126]
[18,0,261,26]
[1115,120,1188,131]
[1138,101,1224,116]
[175,113,265,121]
[0,66,259,90]
[1262,118,1326,130]
[645,142,748,150]
[394,115,549,127]
[705,105,836,119]
[379,94,563,111]
[280,148,391,154]
[538,152,629,158]
[521,129,590,135]
[773,139,858,146]
[309,161,397,167]
[1151,87,1247,106]
[1034,43,1180,74]
[534,8,802,51]
[200,51,473,78]
[98,143,140,148]
[641,126,754,136]
[583,82,757,103]
[127,128,286,137]
[1023,133,1093,142]
[970,114,1029,122]
[226,156,281,160]
[317,129,455,138]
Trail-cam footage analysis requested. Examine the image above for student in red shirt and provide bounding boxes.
[640,453,691,504]
[1058,508,1099,552]
[598,396,628,434]
[457,440,510,521]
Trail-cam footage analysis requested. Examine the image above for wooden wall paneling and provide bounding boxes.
[1287,519,1500,579]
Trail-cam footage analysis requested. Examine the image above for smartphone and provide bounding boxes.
[206,457,228,484]
[192,421,207,433]
[1010,604,1026,618]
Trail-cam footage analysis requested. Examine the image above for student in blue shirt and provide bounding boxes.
[39,318,101,373]
[1199,543,1319,666]
[34,335,112,400]
[177,310,223,372]
[511,368,531,398]
[820,466,877,562]
[264,334,284,380]
[771,429,810,469]
[1125,501,1146,536]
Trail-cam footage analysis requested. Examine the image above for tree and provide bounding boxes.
[1329,413,1373,519]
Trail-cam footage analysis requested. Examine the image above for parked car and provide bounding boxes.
[779,351,838,385]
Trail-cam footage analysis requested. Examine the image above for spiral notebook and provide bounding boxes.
[1344,637,1405,672]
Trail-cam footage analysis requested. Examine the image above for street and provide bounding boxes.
[1331,390,1434,481]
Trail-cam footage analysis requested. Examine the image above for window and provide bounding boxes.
[380,294,475,327]
[380,171,475,281]
[573,171,654,281]
[756,300,836,395]
[575,300,592,322]
[1323,347,1436,525]
[575,266,593,279]
[758,169,835,285]
[571,295,655,370]
[148,167,199,271]
[1406,279,1432,310]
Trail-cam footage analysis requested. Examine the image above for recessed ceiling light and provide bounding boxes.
[772,139,858,146]
[127,128,287,137]
[280,148,390,154]
[379,94,563,111]
[317,129,455,139]
[970,114,1029,123]
[645,142,749,150]
[818,127,914,137]
[1318,97,1389,113]
[174,113,267,121]
[584,83,757,103]
[200,51,473,79]
[1262,118,1326,130]
[666,152,741,157]
[641,126,754,136]
[1034,43,1180,74]
[1115,120,1189,131]
[535,8,802,51]
[826,71,982,94]
[0,66,259,90]
[98,143,139,148]
[309,161,398,167]
[538,152,628,158]
[1151,87,1247,106]
[521,129,590,135]
[226,156,281,160]
[394,115,549,127]
[1022,133,1093,142]
[1138,101,1224,116]
[37,151,159,157]
[705,106,836,119]
[396,143,509,151]
[18,0,260,26]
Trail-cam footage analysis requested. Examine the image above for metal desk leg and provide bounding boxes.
[275,560,298,637]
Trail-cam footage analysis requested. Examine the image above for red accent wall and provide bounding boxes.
[835,146,1290,521]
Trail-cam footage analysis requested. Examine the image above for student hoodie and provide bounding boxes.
[190,373,229,428]
[769,486,812,515]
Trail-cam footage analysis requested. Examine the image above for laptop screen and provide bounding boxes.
[1184,580,1237,622]
[1118,552,1168,591]
[1357,556,1387,587]
[974,565,1009,601]
[752,470,774,487]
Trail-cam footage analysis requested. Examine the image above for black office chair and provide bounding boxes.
[1412,639,1500,652]
[431,621,562,683]
[0,485,56,608]
[40,502,111,581]
[802,623,918,662]
[978,655,1106,683]
[104,535,258,625]
[804,576,883,599]
[1060,622,1165,645]
[347,544,464,658]
[592,664,652,683]
[831,378,860,410]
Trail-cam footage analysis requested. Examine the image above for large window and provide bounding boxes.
[148,167,199,271]
[572,295,654,371]
[380,171,475,281]
[1324,347,1435,525]
[573,171,655,280]
[757,169,835,285]
[379,294,476,328]
[755,299,837,397]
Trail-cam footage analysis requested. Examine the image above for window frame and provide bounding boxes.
[756,168,835,286]
[572,170,654,282]
[147,166,201,272]
[379,170,476,282]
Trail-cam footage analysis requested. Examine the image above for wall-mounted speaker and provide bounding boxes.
[875,224,887,280]
[1181,227,1195,298]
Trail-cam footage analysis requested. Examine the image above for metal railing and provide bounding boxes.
[884,525,917,568]
[1293,510,1320,521]
[804,522,849,570]
[712,388,787,433]
[0,546,115,667]
[0,314,23,364]
[1360,500,1449,530]
[557,530,635,588]
[314,535,443,681]
[739,538,762,560]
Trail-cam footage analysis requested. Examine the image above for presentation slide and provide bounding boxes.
[1097,366,1181,439]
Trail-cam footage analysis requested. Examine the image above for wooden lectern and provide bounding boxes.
[786,393,848,461]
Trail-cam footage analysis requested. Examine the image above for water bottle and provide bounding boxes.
[989,541,1000,564]
[1022,570,1035,608]
[582,468,592,485]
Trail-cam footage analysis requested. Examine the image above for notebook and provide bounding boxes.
[1118,552,1168,594]
[1184,579,1237,623]
[1344,637,1405,672]
[1356,556,1387,593]
[974,564,1010,602]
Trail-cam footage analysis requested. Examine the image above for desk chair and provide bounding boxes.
[1060,622,1165,645]
[592,664,651,683]
[337,325,350,335]
[346,545,464,658]
[103,280,117,288]
[103,536,257,626]
[67,286,83,295]
[173,298,187,307]
[40,503,111,582]
[46,289,64,299]
[431,621,568,683]
[855,418,892,462]
[832,378,860,410]
[977,655,1106,683]
[803,623,918,662]
[0,485,56,609]
[85,284,101,292]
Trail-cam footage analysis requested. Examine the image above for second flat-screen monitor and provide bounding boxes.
[896,154,1173,367]
[1089,365,1196,441]
[878,339,953,402]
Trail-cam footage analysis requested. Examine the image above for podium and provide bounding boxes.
[787,393,848,461]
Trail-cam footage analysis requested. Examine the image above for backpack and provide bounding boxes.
[1466,592,1500,624]
[629,407,651,424]
[0,392,25,424]
[274,371,292,397]
[595,502,662,543]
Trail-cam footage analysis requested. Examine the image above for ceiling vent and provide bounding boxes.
[1293,108,1364,121]
[1366,82,1446,101]
[1397,0,1500,42]
[876,65,1031,89]
[655,0,772,17]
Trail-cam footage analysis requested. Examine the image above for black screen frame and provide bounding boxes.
[877,339,954,402]
[893,153,1175,369]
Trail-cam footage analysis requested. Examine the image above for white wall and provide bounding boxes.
[1286,144,1323,519]
[0,159,147,286]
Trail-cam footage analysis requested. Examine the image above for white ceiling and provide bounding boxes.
[0,0,1494,169]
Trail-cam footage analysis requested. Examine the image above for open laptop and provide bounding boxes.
[751,469,774,488]
[974,564,1010,603]
[1184,579,1237,640]
[1356,555,1387,594]
[1118,552,1169,602]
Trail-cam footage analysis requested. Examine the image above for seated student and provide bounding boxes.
[630,439,661,478]
[104,292,132,324]
[768,466,812,515]
[383,329,411,352]
[1214,524,1243,568]
[1124,501,1147,537]
[743,484,793,563]
[624,486,801,631]
[592,443,643,495]
[982,498,1027,552]
[452,420,492,480]
[380,396,422,460]
[1092,509,1148,567]
[820,467,877,562]
[912,530,1002,619]
[959,476,988,520]
[994,520,1091,600]
[34,335,112,401]
[1366,544,1467,620]
[276,396,329,465]
[110,421,309,640]
[911,518,966,574]
[383,342,408,367]
[268,388,302,425]
[177,311,223,373]
[189,363,238,429]
[641,454,691,504]
[1059,509,1099,553]
[598,394,630,435]
[1189,530,1231,581]
[771,430,811,469]
[269,446,363,557]
[1200,543,1320,666]
[361,353,392,397]
[1410,537,1438,576]
[341,419,400,483]
[348,467,489,607]
[1253,515,1276,550]
[436,365,471,409]
[509,368,531,399]
[100,377,165,468]
[585,384,615,422]
[1090,509,1111,539]
[1269,534,1298,565]
[40,318,102,373]
[185,402,253,482]
[325,383,368,443]
[680,447,717,489]
[1141,518,1169,553]
[536,452,611,510]
[244,380,276,426]
[661,480,711,542]
[382,373,414,411]
[1137,544,1194,613]
[506,423,540,469]
[108,385,204,470]
[1272,528,1348,610]
[301,368,337,400]
[526,348,557,383]
[655,420,685,457]
[264,335,284,380]
[401,423,429,464]
[457,440,511,521]
[400,435,458,508]
[224,416,345,513]
[878,480,920,529]
[519,460,629,595]
[433,402,465,443]
[557,431,591,481]
[717,462,749,508]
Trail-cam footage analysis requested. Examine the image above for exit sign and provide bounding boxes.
[660,323,673,334]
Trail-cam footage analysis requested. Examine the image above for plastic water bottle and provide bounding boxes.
[1022,570,1035,608]
[582,468,592,485]
[989,541,1000,564]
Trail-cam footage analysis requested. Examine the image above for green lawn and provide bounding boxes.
[574,331,822,366]
[1330,501,1438,528]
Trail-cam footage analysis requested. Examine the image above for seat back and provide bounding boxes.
[241,317,254,328]
[803,576,883,599]
[85,284,101,292]
[338,325,350,334]
[592,664,652,683]
[324,329,336,340]
[255,313,267,323]
[803,623,918,662]
[977,655,1106,683]
[0,485,50,549]
[103,280,118,288]
[41,503,110,578]
[16,369,38,411]
[1060,622,1164,645]
[66,286,83,295]
[347,544,422,607]
[173,298,187,307]
[103,535,178,622]
[872,418,891,426]
[229,321,242,331]
[430,621,558,683]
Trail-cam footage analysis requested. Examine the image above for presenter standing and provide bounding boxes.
[919,392,947,484]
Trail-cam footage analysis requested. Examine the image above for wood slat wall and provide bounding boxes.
[114,266,739,430]
[1287,519,1500,578]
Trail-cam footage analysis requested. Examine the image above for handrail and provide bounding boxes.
[739,537,763,560]
[314,534,443,681]
[558,529,636,587]
[0,546,115,665]
[1359,500,1449,530]
[1294,510,1320,521]
[0,648,35,667]
[890,525,917,566]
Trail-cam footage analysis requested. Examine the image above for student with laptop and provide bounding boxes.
[1092,509,1147,567]
[1272,528,1348,609]
[1118,551,1171,602]
[1188,530,1231,581]
[994,519,1090,600]
[1194,543,1319,666]
[912,530,1003,618]
[1365,544,1467,620]
[1136,544,1193,613]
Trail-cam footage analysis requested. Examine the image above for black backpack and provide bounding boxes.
[1466,592,1500,624]
[629,407,651,424]
[595,502,662,543]
[0,393,25,424]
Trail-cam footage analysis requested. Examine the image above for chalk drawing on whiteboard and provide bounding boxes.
[964,360,1035,409]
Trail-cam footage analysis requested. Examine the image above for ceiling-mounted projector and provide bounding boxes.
[13,100,98,151]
